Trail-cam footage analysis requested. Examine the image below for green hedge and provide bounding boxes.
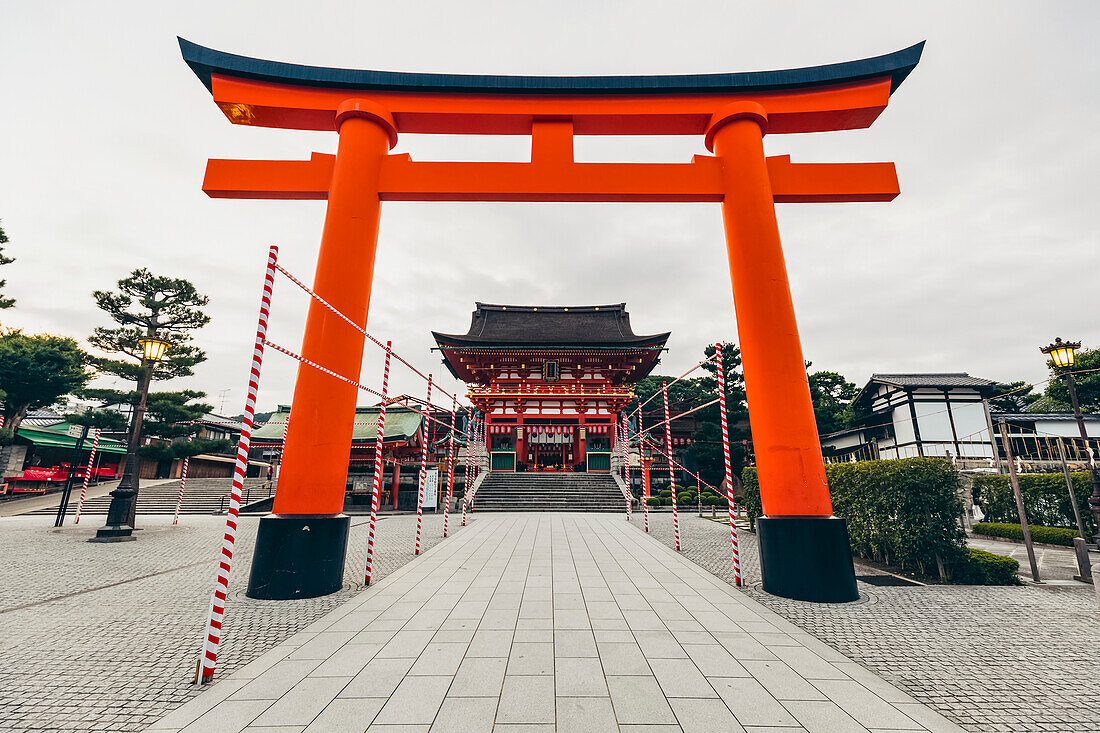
[972,522,1080,547]
[973,472,1095,541]
[742,458,967,578]
[955,548,1020,585]
[646,497,661,508]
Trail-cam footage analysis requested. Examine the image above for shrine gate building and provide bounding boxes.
[434,303,667,474]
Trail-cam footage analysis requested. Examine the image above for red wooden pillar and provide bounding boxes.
[247,100,398,600]
[708,103,857,603]
[391,460,401,510]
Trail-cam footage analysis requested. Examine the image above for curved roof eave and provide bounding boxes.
[179,38,924,97]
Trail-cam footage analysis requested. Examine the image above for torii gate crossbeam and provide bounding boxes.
[180,38,923,604]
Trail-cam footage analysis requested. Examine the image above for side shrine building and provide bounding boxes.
[434,304,668,473]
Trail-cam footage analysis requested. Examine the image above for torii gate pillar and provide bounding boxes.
[247,102,395,600]
[710,104,854,601]
[182,38,924,603]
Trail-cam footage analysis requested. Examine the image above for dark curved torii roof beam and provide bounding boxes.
[180,37,923,97]
[178,38,924,136]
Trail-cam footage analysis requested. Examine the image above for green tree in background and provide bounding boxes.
[988,381,1041,413]
[87,269,215,453]
[807,367,858,434]
[0,220,16,309]
[89,268,211,383]
[1044,346,1100,412]
[0,332,91,432]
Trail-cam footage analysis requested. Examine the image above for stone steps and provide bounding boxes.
[471,472,628,512]
[27,477,272,515]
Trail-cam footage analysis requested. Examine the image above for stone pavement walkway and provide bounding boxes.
[0,512,451,732]
[967,534,1085,582]
[635,512,1100,732]
[150,514,962,732]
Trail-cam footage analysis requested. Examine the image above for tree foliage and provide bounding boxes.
[988,380,1041,413]
[80,387,214,441]
[0,331,91,431]
[807,367,858,434]
[1044,347,1100,412]
[630,343,749,488]
[0,220,14,309]
[89,269,211,380]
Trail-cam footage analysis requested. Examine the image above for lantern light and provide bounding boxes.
[139,336,172,363]
[1040,337,1080,369]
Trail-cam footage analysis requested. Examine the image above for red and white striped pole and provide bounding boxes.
[696,471,702,517]
[173,454,190,525]
[715,342,742,586]
[662,381,680,551]
[73,428,101,524]
[640,414,649,533]
[415,374,433,555]
[364,340,392,585]
[461,414,475,526]
[443,394,456,538]
[199,244,277,684]
[621,414,632,520]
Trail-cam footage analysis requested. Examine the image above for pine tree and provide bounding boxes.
[88,268,211,382]
[0,219,16,309]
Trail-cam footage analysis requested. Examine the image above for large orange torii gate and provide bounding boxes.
[181,38,923,603]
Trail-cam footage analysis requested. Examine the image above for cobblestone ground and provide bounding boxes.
[0,511,459,732]
[631,510,1100,732]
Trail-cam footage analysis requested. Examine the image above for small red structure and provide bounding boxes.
[181,38,922,602]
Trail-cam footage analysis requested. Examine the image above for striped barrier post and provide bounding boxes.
[662,381,680,551]
[443,394,456,538]
[715,342,742,586]
[73,428,101,524]
[461,413,472,525]
[173,455,190,525]
[621,414,631,520]
[640,415,649,533]
[198,244,277,684]
[415,374,433,555]
[696,471,702,517]
[364,340,392,585]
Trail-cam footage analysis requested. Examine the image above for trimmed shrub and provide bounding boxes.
[973,472,1095,541]
[954,548,1020,585]
[742,458,968,578]
[972,522,1080,547]
[677,492,696,505]
[659,489,673,498]
[661,497,673,506]
[645,497,661,508]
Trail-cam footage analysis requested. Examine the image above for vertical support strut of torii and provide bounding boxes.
[181,38,923,603]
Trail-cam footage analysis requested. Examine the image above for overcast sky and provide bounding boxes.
[2,1,1097,414]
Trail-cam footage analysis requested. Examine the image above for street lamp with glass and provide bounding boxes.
[92,335,172,542]
[1040,337,1100,545]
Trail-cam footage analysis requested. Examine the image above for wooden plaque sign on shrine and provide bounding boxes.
[181,38,924,603]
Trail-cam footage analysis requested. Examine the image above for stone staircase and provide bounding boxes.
[471,472,627,512]
[27,478,273,516]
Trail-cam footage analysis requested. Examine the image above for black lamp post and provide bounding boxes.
[1041,337,1100,546]
[91,336,171,542]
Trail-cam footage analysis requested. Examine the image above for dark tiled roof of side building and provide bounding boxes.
[870,373,1002,389]
[852,373,1003,410]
